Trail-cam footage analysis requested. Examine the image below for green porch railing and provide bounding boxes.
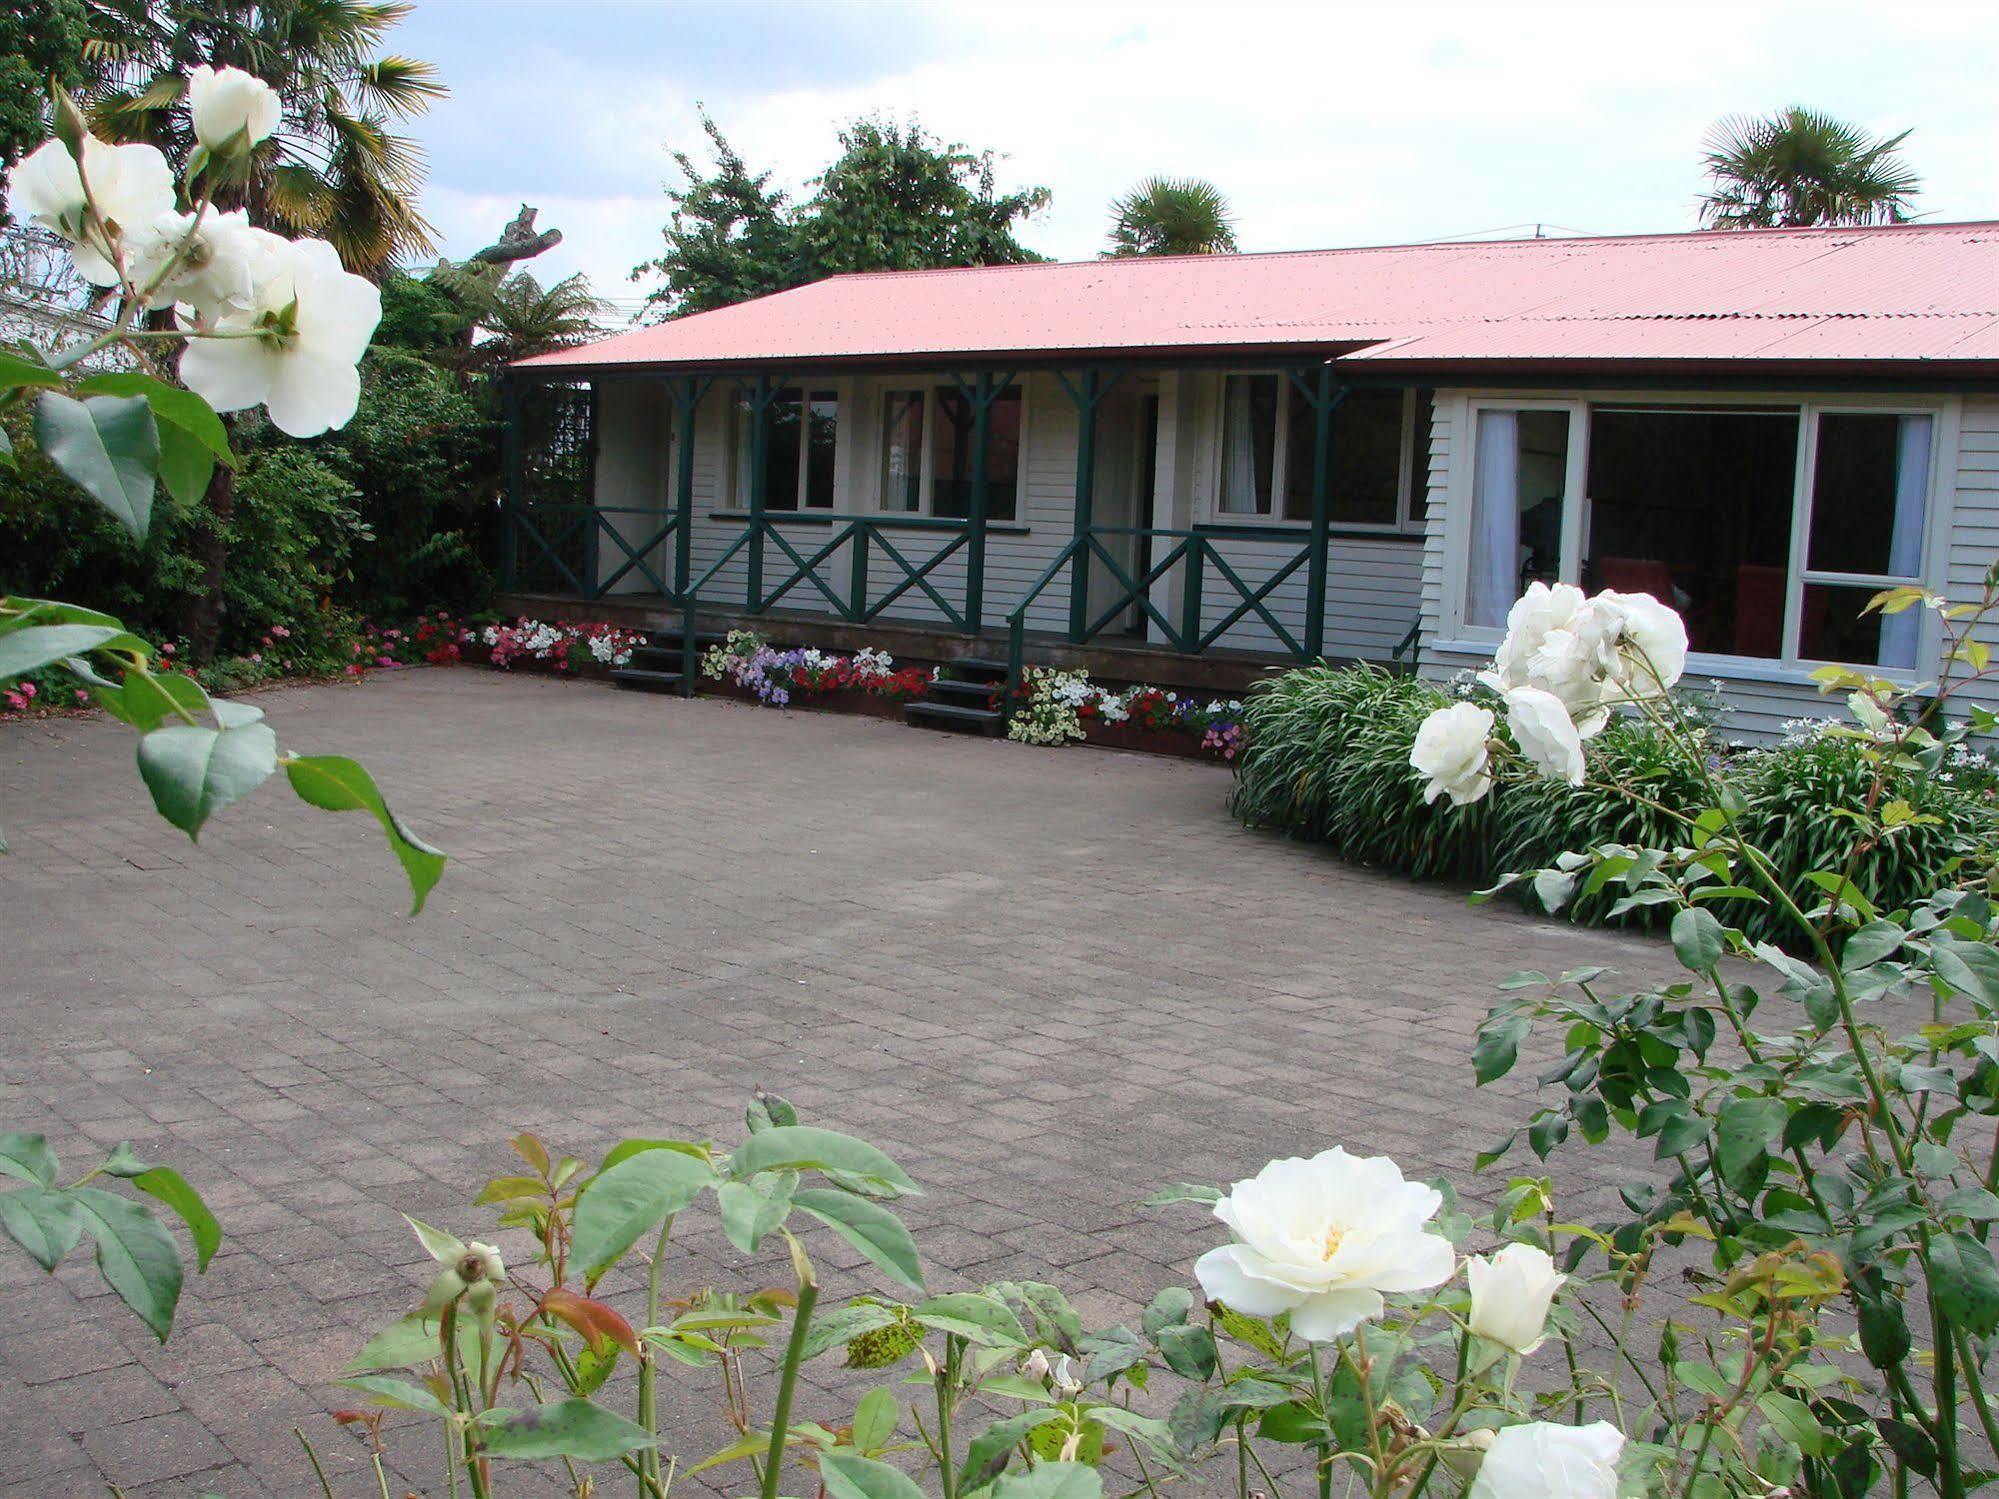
[502,503,684,599]
[1003,526,1321,695]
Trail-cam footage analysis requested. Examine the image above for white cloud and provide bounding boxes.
[416,0,1999,307]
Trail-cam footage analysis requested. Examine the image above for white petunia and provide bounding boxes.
[1468,1421,1624,1499]
[186,64,282,154]
[1410,702,1495,807]
[178,236,380,437]
[1504,687,1585,786]
[1194,1147,1456,1342]
[1466,1242,1565,1354]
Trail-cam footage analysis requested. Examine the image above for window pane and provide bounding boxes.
[1219,374,1277,515]
[1284,386,1403,524]
[1466,409,1569,629]
[804,390,837,508]
[880,390,923,512]
[1583,408,1799,657]
[746,391,803,511]
[1809,413,1930,578]
[1408,390,1435,519]
[930,386,1022,522]
[1800,583,1919,669]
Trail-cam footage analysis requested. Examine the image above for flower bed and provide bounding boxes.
[1006,667,1245,760]
[699,630,932,708]
[478,618,646,674]
[1,609,482,717]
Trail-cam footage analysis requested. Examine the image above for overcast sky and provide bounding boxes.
[393,0,1999,322]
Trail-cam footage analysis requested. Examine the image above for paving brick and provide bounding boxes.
[0,670,1685,1494]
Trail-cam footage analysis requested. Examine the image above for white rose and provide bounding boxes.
[6,135,175,286]
[123,208,266,313]
[179,235,380,437]
[1194,1147,1456,1343]
[1466,1243,1564,1354]
[1591,590,1689,698]
[1468,1420,1624,1499]
[186,64,282,153]
[1485,581,1589,693]
[1410,703,1495,807]
[1504,686,1585,786]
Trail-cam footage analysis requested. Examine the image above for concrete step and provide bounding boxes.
[609,667,687,695]
[928,678,1000,708]
[946,657,1010,683]
[904,701,1004,737]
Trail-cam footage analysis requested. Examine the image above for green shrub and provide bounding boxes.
[1232,664,1999,949]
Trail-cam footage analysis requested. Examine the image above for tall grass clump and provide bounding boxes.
[1232,665,1999,949]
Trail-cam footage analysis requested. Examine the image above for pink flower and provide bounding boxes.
[21,682,36,699]
[76,690,89,703]
[272,625,291,638]
[377,655,394,667]
[249,653,262,664]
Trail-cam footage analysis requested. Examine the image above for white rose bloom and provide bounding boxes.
[1194,1147,1456,1343]
[1466,1242,1564,1354]
[1504,687,1586,786]
[1468,1421,1624,1499]
[179,235,380,437]
[186,64,282,153]
[6,135,176,286]
[1591,590,1689,697]
[1410,702,1495,807]
[123,208,266,313]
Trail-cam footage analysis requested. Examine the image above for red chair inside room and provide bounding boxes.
[1595,556,1676,599]
[1734,565,1787,658]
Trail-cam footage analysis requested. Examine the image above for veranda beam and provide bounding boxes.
[499,374,525,590]
[1286,363,1347,660]
[950,369,1017,637]
[735,372,783,608]
[664,374,713,601]
[1053,368,1126,644]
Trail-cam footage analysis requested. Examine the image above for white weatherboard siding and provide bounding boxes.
[588,369,1428,661]
[1416,392,1999,743]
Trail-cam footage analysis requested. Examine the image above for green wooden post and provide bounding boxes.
[966,371,992,636]
[848,523,870,622]
[499,375,525,590]
[1063,369,1101,643]
[954,370,1016,639]
[1179,536,1205,652]
[667,375,710,602]
[1303,364,1342,661]
[582,382,603,597]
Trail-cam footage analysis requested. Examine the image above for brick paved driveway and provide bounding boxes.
[0,670,1679,1497]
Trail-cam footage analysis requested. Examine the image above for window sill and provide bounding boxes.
[1195,521,1426,543]
[705,510,1031,535]
[1427,639,1918,689]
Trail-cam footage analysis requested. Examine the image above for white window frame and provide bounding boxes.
[730,381,846,512]
[868,378,1030,523]
[1439,390,1956,680]
[1205,374,1430,533]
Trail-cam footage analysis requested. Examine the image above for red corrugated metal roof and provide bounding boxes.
[519,221,1999,373]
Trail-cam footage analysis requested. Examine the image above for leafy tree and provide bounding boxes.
[797,116,1049,277]
[1104,175,1238,257]
[630,111,1048,319]
[72,0,445,660]
[1698,106,1921,229]
[629,108,799,319]
[79,0,446,275]
[0,0,91,186]
[373,267,475,358]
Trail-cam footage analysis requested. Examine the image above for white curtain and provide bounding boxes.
[1468,410,1520,629]
[1220,377,1257,514]
[1876,414,1931,668]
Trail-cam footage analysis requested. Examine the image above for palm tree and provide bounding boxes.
[1698,107,1920,229]
[77,0,444,275]
[1105,176,1238,257]
[428,260,612,372]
